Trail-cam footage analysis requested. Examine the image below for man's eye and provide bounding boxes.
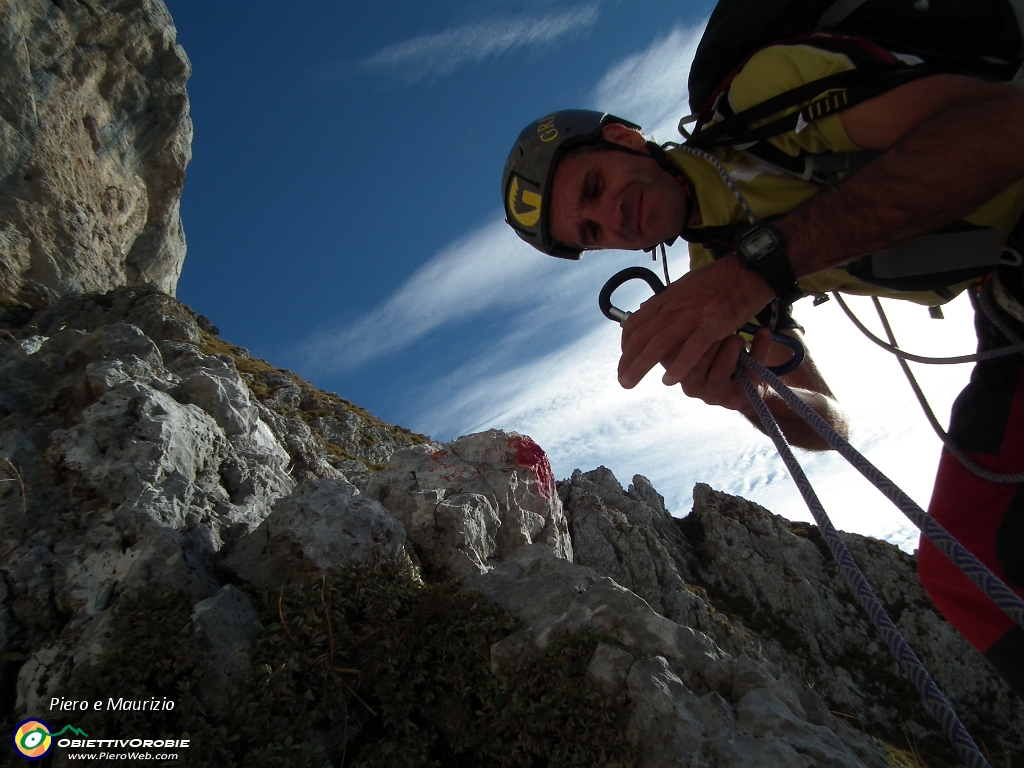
[588,177,602,200]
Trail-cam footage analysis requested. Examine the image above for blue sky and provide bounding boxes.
[166,0,979,551]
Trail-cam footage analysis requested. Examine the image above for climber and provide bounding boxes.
[501,55,1024,698]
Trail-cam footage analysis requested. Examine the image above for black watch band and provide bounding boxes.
[735,223,802,305]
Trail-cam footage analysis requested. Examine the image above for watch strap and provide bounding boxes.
[736,224,802,304]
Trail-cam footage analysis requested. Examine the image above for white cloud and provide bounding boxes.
[299,220,555,373]
[359,6,600,82]
[591,23,706,141]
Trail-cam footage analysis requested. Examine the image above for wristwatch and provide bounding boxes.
[735,223,802,305]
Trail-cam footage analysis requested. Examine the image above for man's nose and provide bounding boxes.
[586,195,619,230]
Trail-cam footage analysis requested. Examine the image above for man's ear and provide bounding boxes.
[601,123,648,151]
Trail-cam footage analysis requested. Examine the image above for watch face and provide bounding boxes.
[741,228,779,261]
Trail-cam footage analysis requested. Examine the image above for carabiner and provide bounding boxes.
[598,266,805,377]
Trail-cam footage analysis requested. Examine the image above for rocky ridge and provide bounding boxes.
[0,289,1020,766]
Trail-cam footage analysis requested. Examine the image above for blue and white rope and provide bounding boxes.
[740,354,1024,631]
[736,365,991,768]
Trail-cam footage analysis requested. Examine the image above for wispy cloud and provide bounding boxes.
[359,6,600,82]
[300,219,549,373]
[592,23,705,140]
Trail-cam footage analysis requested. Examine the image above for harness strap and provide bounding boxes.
[689,66,935,149]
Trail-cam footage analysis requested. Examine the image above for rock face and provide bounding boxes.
[560,469,1024,763]
[0,289,1020,765]
[0,0,191,306]
[223,477,406,589]
[365,431,572,577]
[0,288,424,717]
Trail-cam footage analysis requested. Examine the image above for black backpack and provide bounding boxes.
[685,0,1024,167]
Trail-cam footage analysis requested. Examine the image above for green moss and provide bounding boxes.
[62,559,635,768]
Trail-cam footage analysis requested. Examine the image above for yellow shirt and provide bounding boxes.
[676,44,1024,306]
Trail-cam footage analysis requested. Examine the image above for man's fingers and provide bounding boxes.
[707,335,745,384]
[660,330,717,387]
[618,317,688,388]
[749,327,773,363]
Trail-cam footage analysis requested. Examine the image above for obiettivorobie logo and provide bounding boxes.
[12,717,190,761]
[12,719,86,760]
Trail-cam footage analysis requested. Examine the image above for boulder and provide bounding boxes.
[0,0,191,304]
[222,478,406,590]
[366,430,572,577]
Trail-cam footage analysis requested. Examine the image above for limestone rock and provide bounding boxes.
[223,478,406,590]
[465,545,889,768]
[0,0,192,303]
[561,469,1024,763]
[366,430,572,577]
[191,585,261,716]
[0,285,431,730]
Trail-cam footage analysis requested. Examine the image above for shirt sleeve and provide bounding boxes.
[727,44,865,156]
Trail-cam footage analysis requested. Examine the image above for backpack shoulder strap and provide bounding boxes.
[687,34,936,150]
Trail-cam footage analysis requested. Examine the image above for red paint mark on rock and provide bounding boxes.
[510,435,555,500]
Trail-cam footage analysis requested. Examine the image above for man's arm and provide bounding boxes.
[618,74,1024,389]
[680,327,847,450]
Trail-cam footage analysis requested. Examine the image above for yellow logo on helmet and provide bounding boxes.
[508,176,541,228]
[537,117,558,142]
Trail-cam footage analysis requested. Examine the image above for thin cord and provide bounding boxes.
[663,142,759,224]
[832,290,1024,364]
[870,295,1024,483]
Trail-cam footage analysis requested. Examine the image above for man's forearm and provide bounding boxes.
[778,89,1024,278]
[740,387,849,451]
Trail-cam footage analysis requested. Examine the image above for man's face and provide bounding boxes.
[549,134,688,252]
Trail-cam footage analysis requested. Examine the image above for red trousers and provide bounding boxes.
[918,303,1024,700]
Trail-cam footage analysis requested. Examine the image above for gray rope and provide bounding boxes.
[736,365,992,768]
[868,295,1024,483]
[978,280,1024,345]
[832,290,1024,365]
[740,353,1024,631]
[833,283,1024,482]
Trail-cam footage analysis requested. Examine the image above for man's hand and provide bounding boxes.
[679,327,773,411]
[680,326,849,451]
[618,254,774,389]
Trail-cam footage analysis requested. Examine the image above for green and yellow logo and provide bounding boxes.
[11,720,87,760]
[508,176,542,228]
[12,719,53,760]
